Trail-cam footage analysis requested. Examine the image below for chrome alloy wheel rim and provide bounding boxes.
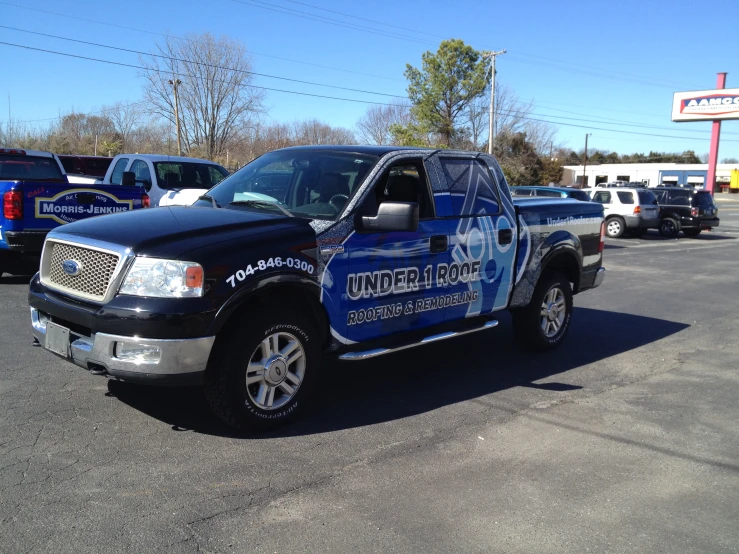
[607,220,621,236]
[540,286,566,338]
[246,332,305,410]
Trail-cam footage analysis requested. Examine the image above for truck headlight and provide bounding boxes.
[119,258,204,298]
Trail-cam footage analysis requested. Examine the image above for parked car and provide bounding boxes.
[584,187,660,238]
[29,145,606,431]
[97,154,229,207]
[652,187,719,238]
[58,155,113,182]
[595,180,630,188]
[0,148,149,276]
[511,186,591,201]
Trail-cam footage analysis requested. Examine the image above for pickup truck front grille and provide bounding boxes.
[42,240,121,302]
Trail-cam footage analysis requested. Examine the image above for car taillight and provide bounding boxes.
[633,205,641,215]
[691,207,699,216]
[0,148,26,155]
[599,221,605,253]
[142,194,150,208]
[3,190,23,220]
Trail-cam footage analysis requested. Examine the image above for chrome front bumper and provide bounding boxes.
[30,307,215,377]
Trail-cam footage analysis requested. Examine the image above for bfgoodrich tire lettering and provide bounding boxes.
[510,270,573,352]
[205,310,320,431]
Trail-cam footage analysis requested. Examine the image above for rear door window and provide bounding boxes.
[130,160,151,184]
[438,157,500,216]
[110,158,129,185]
[617,191,634,204]
[668,190,690,206]
[511,188,532,196]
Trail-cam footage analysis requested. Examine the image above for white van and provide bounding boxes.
[98,154,229,207]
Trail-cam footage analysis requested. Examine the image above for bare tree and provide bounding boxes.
[140,32,264,159]
[356,101,412,145]
[292,119,354,145]
[104,102,143,152]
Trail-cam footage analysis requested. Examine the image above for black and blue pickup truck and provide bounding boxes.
[0,148,149,276]
[29,146,606,430]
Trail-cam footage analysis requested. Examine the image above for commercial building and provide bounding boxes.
[561,163,739,190]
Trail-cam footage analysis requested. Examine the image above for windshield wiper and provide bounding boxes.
[198,194,220,208]
[228,200,294,217]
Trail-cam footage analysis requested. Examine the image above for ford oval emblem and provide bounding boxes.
[62,259,82,277]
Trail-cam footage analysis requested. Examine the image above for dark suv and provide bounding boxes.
[652,187,719,238]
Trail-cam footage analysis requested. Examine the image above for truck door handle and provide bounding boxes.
[430,235,448,253]
[498,228,513,245]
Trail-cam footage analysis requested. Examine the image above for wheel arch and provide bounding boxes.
[542,248,582,293]
[209,277,330,348]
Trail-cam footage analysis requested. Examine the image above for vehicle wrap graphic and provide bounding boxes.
[35,189,133,225]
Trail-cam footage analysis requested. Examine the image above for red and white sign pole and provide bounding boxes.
[706,73,727,195]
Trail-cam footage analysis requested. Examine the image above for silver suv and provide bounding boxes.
[585,187,660,238]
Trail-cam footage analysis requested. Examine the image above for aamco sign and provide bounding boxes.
[672,88,739,122]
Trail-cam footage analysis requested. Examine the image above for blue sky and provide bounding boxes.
[1,0,738,159]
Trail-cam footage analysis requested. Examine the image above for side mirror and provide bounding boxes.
[139,178,152,192]
[121,171,136,186]
[360,201,419,233]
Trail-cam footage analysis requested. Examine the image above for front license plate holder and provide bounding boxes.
[45,322,71,357]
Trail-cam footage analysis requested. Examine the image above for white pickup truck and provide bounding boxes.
[96,154,229,207]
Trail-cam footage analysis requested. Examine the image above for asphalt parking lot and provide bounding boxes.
[2,197,739,554]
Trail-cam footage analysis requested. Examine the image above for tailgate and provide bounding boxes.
[22,183,144,230]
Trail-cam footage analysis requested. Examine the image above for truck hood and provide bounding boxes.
[49,205,309,257]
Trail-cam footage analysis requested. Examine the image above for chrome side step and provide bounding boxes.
[338,319,499,361]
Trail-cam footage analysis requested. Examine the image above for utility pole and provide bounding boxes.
[168,78,183,156]
[485,49,506,155]
[582,133,592,188]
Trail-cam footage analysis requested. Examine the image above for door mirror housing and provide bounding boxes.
[121,171,136,186]
[359,201,419,233]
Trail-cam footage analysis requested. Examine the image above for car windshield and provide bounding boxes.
[637,190,658,205]
[0,154,65,182]
[569,190,591,201]
[153,161,229,190]
[692,192,716,208]
[198,150,380,220]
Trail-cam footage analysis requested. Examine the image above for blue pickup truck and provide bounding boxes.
[0,148,149,276]
[29,146,606,431]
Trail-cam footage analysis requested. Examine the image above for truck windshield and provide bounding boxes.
[153,162,229,190]
[200,150,380,220]
[0,155,65,182]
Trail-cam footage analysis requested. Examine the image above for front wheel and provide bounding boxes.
[605,217,625,238]
[682,228,701,238]
[205,310,320,431]
[511,271,573,351]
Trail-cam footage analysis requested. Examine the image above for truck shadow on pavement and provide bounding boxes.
[107,307,689,438]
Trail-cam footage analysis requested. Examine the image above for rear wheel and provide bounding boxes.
[605,217,625,238]
[511,271,573,352]
[204,309,320,431]
[682,228,701,238]
[659,217,680,238]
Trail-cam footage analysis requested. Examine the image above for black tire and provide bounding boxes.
[511,271,573,352]
[682,228,701,238]
[605,217,625,238]
[659,217,680,238]
[204,309,321,431]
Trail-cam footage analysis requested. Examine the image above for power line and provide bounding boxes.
[0,40,403,108]
[0,25,404,99]
[0,0,401,82]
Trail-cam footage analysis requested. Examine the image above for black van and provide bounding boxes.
[652,187,720,238]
